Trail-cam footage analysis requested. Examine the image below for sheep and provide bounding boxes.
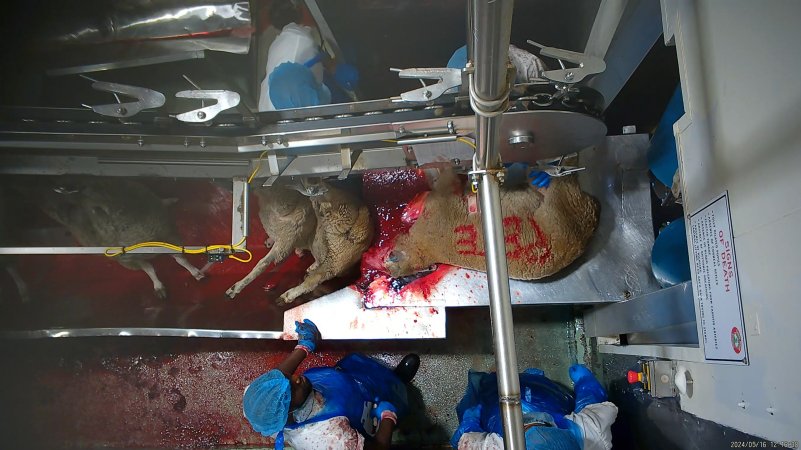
[225,185,316,299]
[26,177,206,299]
[383,169,599,280]
[275,178,374,305]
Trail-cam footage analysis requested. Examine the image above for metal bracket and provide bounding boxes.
[534,153,585,177]
[231,177,249,248]
[338,147,362,180]
[175,90,241,123]
[392,67,462,102]
[526,40,606,84]
[261,153,297,187]
[83,80,166,118]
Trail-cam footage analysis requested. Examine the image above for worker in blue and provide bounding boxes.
[452,365,618,450]
[242,318,420,450]
[258,0,358,111]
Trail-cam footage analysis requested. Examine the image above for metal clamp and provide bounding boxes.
[175,90,241,123]
[526,40,606,84]
[468,167,507,192]
[534,153,585,177]
[261,153,297,187]
[82,77,166,118]
[392,67,462,102]
[338,147,362,180]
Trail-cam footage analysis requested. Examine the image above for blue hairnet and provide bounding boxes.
[242,369,291,437]
[269,62,332,109]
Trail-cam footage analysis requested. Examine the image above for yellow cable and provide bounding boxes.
[105,236,253,264]
[247,150,270,184]
[457,137,477,149]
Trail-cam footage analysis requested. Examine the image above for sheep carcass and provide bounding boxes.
[30,177,206,299]
[225,186,316,299]
[383,170,598,280]
[276,179,374,305]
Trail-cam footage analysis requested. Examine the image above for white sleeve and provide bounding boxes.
[283,416,365,450]
[457,432,505,450]
[564,401,619,450]
[508,44,548,83]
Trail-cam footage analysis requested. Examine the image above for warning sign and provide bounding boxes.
[689,193,748,364]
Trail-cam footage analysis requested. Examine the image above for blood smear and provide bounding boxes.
[357,169,455,304]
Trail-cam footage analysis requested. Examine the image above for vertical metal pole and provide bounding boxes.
[469,0,526,448]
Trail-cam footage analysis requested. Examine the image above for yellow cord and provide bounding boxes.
[457,137,477,149]
[105,235,253,264]
[458,137,479,193]
[247,150,270,184]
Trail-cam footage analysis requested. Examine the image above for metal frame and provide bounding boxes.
[585,281,698,345]
[0,328,283,339]
[470,0,525,447]
[46,51,208,77]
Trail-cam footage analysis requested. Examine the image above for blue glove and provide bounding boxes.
[529,169,551,188]
[334,63,360,91]
[269,62,332,109]
[372,400,397,420]
[569,364,607,413]
[295,319,321,352]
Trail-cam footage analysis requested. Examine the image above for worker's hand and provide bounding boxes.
[334,63,360,91]
[528,169,551,188]
[372,400,398,424]
[295,319,321,353]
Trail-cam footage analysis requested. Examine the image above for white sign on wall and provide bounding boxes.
[689,192,748,364]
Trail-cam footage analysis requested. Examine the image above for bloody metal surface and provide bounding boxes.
[0,179,315,331]
[0,337,347,449]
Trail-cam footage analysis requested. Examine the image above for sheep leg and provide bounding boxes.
[277,267,330,305]
[5,266,30,303]
[226,240,293,299]
[140,261,167,300]
[199,261,215,275]
[171,254,206,281]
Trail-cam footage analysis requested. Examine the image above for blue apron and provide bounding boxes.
[454,369,577,438]
[276,354,408,449]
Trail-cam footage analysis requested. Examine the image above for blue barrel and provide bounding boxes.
[651,219,691,287]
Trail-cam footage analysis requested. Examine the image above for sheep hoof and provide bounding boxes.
[225,286,239,299]
[276,293,294,305]
[154,287,168,300]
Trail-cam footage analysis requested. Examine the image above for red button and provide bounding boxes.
[627,370,642,384]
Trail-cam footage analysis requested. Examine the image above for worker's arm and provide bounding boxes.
[363,418,395,450]
[363,401,398,450]
[277,348,308,378]
[277,319,321,378]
